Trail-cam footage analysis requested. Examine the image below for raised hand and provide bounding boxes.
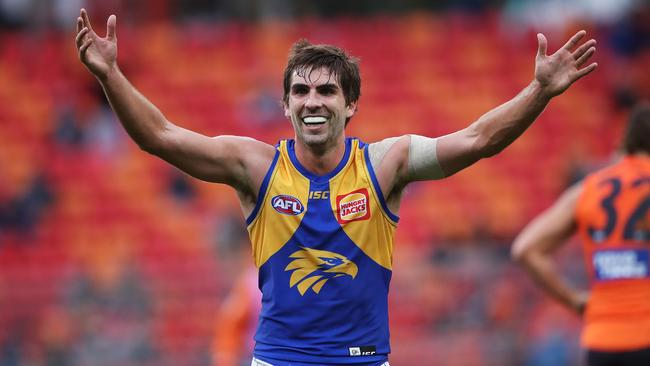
[76,9,117,80]
[534,30,597,98]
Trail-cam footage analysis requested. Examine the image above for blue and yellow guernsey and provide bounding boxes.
[245,137,398,365]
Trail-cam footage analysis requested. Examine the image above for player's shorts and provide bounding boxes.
[587,347,650,366]
[251,357,390,366]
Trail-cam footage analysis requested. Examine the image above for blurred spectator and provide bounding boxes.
[51,0,86,29]
[236,85,285,130]
[525,331,576,366]
[609,2,650,57]
[212,212,248,255]
[84,91,126,160]
[608,3,650,111]
[0,172,54,237]
[67,263,157,365]
[502,0,641,35]
[0,0,88,30]
[523,302,581,366]
[168,169,196,204]
[0,0,33,29]
[53,105,85,148]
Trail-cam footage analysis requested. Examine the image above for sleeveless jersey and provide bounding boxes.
[575,155,650,351]
[245,137,398,364]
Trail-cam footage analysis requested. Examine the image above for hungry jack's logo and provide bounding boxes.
[336,188,370,223]
[284,247,358,295]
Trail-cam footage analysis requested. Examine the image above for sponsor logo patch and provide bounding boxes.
[271,195,304,216]
[336,188,370,223]
[593,249,649,280]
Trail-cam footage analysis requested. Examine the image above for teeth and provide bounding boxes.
[303,116,327,124]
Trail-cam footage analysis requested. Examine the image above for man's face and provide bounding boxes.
[284,67,356,149]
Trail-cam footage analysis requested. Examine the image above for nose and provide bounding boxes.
[304,89,323,111]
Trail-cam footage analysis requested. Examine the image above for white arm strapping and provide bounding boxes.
[367,135,445,181]
[368,137,400,169]
[408,134,445,180]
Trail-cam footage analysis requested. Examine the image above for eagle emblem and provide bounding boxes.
[284,247,358,295]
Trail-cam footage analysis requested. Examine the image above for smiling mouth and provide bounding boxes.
[302,116,327,125]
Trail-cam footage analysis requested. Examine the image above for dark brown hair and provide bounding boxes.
[622,103,650,155]
[282,39,361,109]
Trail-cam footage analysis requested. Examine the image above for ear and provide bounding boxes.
[346,101,357,118]
[283,101,291,118]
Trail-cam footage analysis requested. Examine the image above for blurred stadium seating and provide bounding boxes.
[0,2,648,365]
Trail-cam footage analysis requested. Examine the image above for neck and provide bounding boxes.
[294,136,347,176]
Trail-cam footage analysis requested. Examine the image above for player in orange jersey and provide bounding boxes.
[513,104,650,366]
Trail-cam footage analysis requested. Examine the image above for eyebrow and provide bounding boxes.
[291,83,340,91]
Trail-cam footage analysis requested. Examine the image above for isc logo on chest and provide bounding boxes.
[271,195,305,215]
[309,191,329,199]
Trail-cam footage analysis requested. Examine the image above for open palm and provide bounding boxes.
[534,30,597,98]
[76,9,117,80]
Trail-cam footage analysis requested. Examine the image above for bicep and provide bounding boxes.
[154,124,274,187]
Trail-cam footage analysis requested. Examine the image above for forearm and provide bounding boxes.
[511,184,584,313]
[98,65,170,153]
[518,252,584,313]
[471,80,551,157]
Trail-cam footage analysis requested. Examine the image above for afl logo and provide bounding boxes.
[271,195,305,216]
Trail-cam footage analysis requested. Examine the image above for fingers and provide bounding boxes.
[572,38,596,60]
[75,26,89,49]
[574,62,598,81]
[80,8,94,32]
[79,38,93,55]
[570,32,597,72]
[561,30,586,51]
[76,16,83,33]
[575,46,596,67]
[106,14,117,41]
[536,33,547,58]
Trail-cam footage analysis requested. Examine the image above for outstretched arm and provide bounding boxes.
[511,183,589,315]
[370,31,597,206]
[75,9,273,195]
[434,30,597,177]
